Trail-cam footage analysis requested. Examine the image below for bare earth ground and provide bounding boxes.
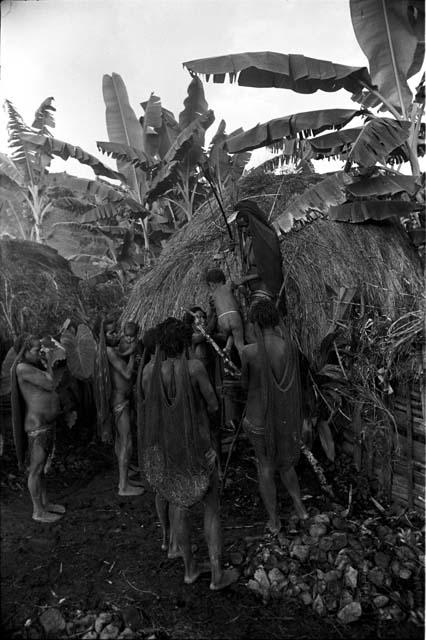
[0,426,423,640]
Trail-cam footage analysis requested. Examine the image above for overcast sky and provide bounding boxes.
[0,0,421,177]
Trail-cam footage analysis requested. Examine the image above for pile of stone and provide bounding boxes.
[243,504,424,626]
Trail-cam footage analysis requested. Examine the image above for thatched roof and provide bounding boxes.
[123,174,423,361]
[0,239,82,338]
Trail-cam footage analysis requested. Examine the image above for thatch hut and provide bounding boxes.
[0,238,83,340]
[124,173,424,512]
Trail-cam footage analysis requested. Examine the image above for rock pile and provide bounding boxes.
[243,505,424,626]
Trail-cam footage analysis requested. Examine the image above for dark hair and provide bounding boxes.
[182,306,206,326]
[249,300,279,329]
[158,319,192,357]
[142,327,159,356]
[14,333,38,355]
[205,268,226,285]
[124,321,138,335]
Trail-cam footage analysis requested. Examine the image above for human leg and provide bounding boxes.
[279,466,308,520]
[115,406,144,496]
[203,472,239,590]
[28,438,62,523]
[248,430,281,533]
[172,506,205,583]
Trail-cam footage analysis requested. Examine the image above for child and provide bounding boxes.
[205,268,245,356]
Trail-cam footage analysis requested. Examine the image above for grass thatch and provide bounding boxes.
[123,173,423,362]
[0,239,83,339]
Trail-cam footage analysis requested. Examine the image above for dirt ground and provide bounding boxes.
[0,424,423,640]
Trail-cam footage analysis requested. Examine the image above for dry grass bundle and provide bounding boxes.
[124,174,423,362]
[0,239,83,338]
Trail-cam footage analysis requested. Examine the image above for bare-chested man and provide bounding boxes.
[107,321,144,497]
[14,336,65,523]
[142,319,239,590]
[241,301,307,533]
[205,268,244,356]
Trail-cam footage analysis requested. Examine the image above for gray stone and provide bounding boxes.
[313,513,330,526]
[374,551,390,569]
[373,595,389,608]
[344,566,358,589]
[82,632,98,640]
[300,592,313,606]
[100,624,120,639]
[312,594,326,616]
[121,606,142,631]
[331,532,347,550]
[230,551,245,566]
[309,524,327,538]
[95,613,113,634]
[268,568,285,586]
[340,590,353,607]
[318,536,333,552]
[368,567,385,587]
[337,602,362,624]
[118,630,136,639]
[39,608,66,637]
[290,544,310,562]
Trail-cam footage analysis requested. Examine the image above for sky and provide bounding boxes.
[0,0,422,178]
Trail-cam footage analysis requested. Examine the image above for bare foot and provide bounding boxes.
[210,568,240,591]
[294,504,309,520]
[33,511,63,523]
[44,503,66,514]
[118,485,145,496]
[266,518,282,534]
[184,562,211,585]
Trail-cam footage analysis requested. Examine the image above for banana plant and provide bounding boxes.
[183,0,425,234]
[98,73,216,225]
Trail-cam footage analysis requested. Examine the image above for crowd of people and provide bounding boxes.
[5,200,309,592]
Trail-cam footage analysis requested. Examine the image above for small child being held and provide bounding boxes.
[205,268,245,356]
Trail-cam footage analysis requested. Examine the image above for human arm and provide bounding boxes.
[16,363,55,391]
[141,363,153,396]
[107,348,135,381]
[192,360,219,414]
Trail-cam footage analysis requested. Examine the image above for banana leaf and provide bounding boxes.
[61,324,96,380]
[184,51,373,95]
[329,199,417,223]
[102,72,144,191]
[178,76,210,130]
[350,0,424,113]
[0,153,25,187]
[46,173,148,216]
[5,100,41,185]
[317,420,335,462]
[345,118,411,168]
[346,174,421,197]
[141,93,162,161]
[32,97,56,131]
[97,141,152,170]
[273,172,352,234]
[19,133,124,181]
[225,109,362,153]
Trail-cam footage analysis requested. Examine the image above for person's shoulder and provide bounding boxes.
[241,343,257,357]
[16,361,31,372]
[188,358,206,376]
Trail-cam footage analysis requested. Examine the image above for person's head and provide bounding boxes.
[183,306,207,330]
[158,318,192,358]
[205,268,226,291]
[118,321,138,356]
[104,316,118,346]
[249,300,279,330]
[142,326,158,356]
[20,335,42,365]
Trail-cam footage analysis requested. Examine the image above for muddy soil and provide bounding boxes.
[0,426,422,640]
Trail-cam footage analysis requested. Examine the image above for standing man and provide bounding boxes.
[240,300,308,533]
[12,335,65,523]
[107,321,144,496]
[141,319,239,590]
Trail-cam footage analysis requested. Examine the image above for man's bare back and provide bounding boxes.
[107,347,134,405]
[241,331,286,428]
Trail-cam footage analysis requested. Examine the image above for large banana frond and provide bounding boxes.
[184,52,373,96]
[273,172,351,234]
[329,199,418,222]
[97,141,152,170]
[46,172,148,216]
[346,174,421,197]
[5,99,40,184]
[32,97,56,132]
[20,133,124,181]
[102,73,144,190]
[345,117,411,169]
[141,93,162,161]
[0,153,25,187]
[178,76,210,130]
[225,109,363,153]
[350,0,424,114]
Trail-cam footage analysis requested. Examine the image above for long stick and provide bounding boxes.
[220,418,244,494]
[185,308,240,377]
